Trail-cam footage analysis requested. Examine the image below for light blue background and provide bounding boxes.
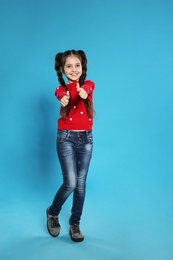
[0,0,173,259]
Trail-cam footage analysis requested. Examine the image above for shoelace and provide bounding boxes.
[71,224,80,234]
[50,217,60,228]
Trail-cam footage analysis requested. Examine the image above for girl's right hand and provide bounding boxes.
[60,91,70,107]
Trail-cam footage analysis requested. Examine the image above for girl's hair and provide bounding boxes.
[54,49,94,118]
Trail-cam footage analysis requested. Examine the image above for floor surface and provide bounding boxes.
[0,176,172,260]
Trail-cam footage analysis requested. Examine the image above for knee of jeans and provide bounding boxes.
[65,181,77,192]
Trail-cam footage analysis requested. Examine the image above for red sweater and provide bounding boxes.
[55,80,95,130]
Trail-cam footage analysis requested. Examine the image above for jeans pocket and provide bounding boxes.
[87,131,93,144]
[57,130,68,144]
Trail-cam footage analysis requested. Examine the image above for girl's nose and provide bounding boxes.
[72,66,76,72]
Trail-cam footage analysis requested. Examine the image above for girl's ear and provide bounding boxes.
[60,67,64,73]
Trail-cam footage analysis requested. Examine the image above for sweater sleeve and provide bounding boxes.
[81,80,95,95]
[54,86,66,100]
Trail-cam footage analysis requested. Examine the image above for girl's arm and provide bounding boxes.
[55,86,67,100]
[80,80,95,95]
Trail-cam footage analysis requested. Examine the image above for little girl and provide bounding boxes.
[46,50,95,242]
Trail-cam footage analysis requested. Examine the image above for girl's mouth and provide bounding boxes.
[70,73,78,76]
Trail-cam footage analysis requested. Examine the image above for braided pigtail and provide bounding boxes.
[55,53,67,89]
[78,50,87,86]
[78,50,94,118]
[55,52,70,117]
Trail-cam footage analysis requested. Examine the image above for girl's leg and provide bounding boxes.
[49,131,77,216]
[69,134,93,225]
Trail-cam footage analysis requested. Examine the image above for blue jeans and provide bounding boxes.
[49,130,93,225]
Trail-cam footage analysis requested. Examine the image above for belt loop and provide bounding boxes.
[67,130,70,138]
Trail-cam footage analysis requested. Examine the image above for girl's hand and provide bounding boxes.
[60,91,70,107]
[76,83,88,99]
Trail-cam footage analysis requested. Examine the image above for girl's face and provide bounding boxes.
[63,55,82,83]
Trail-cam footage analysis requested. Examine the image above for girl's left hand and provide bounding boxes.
[76,83,88,99]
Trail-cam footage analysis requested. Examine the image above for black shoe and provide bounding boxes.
[46,207,60,237]
[69,224,84,242]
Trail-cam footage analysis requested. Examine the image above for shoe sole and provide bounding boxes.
[69,231,84,242]
[46,208,60,237]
